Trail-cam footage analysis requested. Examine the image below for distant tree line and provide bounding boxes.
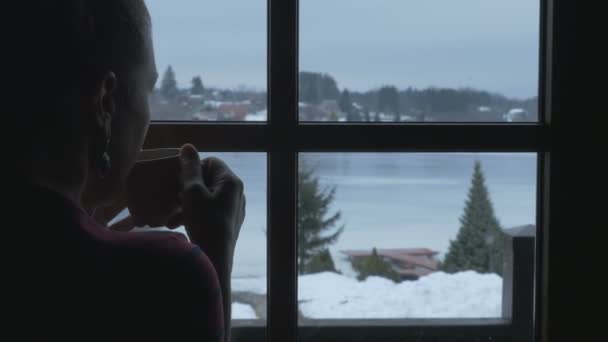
[299,71,538,122]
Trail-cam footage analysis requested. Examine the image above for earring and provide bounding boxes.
[99,137,111,179]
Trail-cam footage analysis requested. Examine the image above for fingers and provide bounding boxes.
[179,151,246,244]
[108,216,136,232]
[179,144,205,189]
[202,157,244,199]
[179,144,213,215]
[202,157,245,236]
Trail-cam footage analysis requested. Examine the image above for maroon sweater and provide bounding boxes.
[3,185,224,341]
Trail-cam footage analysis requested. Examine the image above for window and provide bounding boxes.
[297,153,536,320]
[145,0,553,341]
[146,0,266,122]
[299,0,539,123]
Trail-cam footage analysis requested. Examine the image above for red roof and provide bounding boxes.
[217,103,250,120]
[342,248,439,271]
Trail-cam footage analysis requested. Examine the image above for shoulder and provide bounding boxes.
[100,231,224,336]
[106,230,219,285]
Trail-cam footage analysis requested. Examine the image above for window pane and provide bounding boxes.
[115,153,267,322]
[297,153,536,321]
[299,0,539,122]
[147,0,267,121]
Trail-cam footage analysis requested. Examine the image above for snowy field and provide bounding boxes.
[232,302,258,320]
[232,271,502,320]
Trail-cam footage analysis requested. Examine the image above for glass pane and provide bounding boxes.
[297,153,536,321]
[147,0,267,121]
[299,0,539,122]
[114,153,267,322]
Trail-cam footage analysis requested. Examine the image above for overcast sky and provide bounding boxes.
[146,0,539,99]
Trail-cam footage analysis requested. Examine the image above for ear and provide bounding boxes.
[94,72,117,137]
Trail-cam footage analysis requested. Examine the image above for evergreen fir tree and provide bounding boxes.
[298,165,344,275]
[191,75,205,95]
[160,65,179,100]
[442,161,505,275]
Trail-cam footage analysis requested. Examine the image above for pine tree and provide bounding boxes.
[160,65,179,100]
[352,248,400,282]
[191,75,205,96]
[298,165,344,275]
[442,161,505,275]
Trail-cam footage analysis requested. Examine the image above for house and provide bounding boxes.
[217,102,251,120]
[193,101,252,121]
[342,248,440,280]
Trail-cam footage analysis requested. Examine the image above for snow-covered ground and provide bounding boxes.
[232,302,258,319]
[232,271,502,320]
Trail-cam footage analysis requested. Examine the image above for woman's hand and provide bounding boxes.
[177,143,245,342]
[177,144,245,268]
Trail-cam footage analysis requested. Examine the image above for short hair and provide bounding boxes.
[5,0,151,115]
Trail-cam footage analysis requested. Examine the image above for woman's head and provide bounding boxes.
[6,1,158,207]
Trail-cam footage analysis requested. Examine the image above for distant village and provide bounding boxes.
[150,68,538,123]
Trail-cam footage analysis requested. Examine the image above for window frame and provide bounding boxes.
[143,0,555,341]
